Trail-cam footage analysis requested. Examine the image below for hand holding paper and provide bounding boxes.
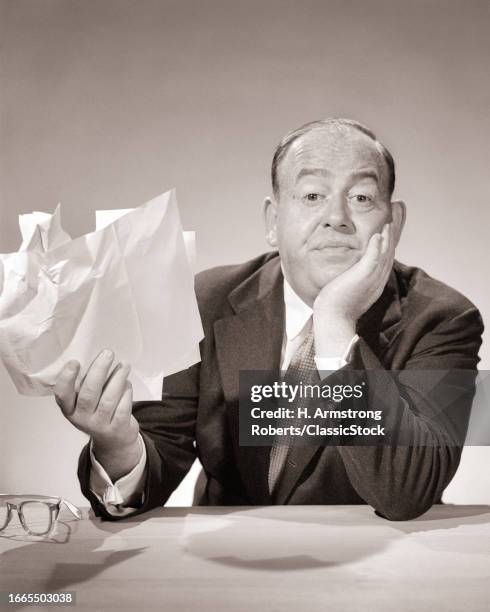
[54,351,142,481]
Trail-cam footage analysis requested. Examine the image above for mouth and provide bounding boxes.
[310,244,356,261]
[312,244,354,251]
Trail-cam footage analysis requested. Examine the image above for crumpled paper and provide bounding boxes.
[0,189,203,399]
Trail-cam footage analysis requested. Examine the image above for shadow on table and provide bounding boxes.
[390,504,490,533]
[171,504,490,572]
[0,509,154,599]
[224,503,490,531]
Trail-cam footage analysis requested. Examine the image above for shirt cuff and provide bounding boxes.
[314,334,359,377]
[89,433,147,516]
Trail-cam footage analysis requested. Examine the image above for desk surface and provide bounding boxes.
[1,505,489,611]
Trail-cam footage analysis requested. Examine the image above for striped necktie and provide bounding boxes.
[268,324,320,495]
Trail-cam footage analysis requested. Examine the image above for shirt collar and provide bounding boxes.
[282,274,313,341]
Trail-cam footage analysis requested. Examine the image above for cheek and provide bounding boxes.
[354,212,388,250]
[277,207,321,247]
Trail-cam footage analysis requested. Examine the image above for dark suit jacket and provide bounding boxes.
[78,252,483,520]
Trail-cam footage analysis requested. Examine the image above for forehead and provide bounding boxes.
[279,125,389,190]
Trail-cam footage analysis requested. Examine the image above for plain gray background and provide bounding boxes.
[1,0,489,505]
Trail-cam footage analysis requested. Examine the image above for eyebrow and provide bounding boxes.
[295,168,331,181]
[295,167,380,184]
[349,169,380,184]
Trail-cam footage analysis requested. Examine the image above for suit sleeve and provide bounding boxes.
[335,305,484,520]
[78,362,200,520]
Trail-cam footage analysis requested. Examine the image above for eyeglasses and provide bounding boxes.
[0,494,82,537]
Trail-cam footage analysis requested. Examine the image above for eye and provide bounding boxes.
[351,194,372,203]
[305,193,322,202]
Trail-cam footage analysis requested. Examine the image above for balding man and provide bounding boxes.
[55,118,483,520]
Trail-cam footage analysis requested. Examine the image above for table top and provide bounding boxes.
[1,505,489,611]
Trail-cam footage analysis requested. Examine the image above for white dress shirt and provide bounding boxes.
[89,277,358,515]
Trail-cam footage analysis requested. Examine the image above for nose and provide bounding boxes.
[320,193,354,232]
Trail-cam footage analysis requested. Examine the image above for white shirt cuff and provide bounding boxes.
[89,433,147,516]
[314,334,359,377]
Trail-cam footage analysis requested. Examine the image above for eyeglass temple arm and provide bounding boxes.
[60,499,82,519]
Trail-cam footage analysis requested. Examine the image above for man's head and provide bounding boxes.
[264,118,406,306]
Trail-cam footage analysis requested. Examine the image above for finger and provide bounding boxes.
[110,382,133,425]
[374,245,393,292]
[76,349,115,414]
[376,223,393,277]
[382,222,397,276]
[389,219,397,258]
[358,232,383,275]
[94,363,131,422]
[364,225,394,299]
[380,223,390,256]
[54,361,81,416]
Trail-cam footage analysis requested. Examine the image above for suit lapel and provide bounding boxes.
[214,256,284,503]
[273,264,403,504]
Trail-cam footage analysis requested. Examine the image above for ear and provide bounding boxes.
[391,199,406,246]
[263,196,279,247]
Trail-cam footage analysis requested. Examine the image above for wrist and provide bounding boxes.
[313,311,357,358]
[92,429,139,453]
[91,435,141,482]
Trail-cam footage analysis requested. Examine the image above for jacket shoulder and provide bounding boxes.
[194,251,279,320]
[394,260,483,327]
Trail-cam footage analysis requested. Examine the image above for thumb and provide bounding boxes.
[357,232,383,276]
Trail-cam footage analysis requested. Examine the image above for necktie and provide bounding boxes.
[268,324,320,495]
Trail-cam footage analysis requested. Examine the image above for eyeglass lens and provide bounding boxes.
[0,500,8,529]
[20,501,52,535]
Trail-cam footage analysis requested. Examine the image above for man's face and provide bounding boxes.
[266,126,394,305]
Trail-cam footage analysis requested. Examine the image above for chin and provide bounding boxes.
[310,262,351,288]
[311,248,359,277]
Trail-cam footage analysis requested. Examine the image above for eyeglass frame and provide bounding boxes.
[0,494,82,536]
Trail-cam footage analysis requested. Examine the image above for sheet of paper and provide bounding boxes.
[0,189,204,399]
[95,208,196,272]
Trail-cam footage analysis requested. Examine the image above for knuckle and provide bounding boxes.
[78,381,99,402]
[57,361,80,382]
[113,399,131,422]
[55,395,68,411]
[97,397,116,415]
[89,407,108,425]
[112,405,125,421]
[76,393,95,411]
[71,416,90,433]
[112,405,128,422]
[110,410,122,423]
[54,392,74,414]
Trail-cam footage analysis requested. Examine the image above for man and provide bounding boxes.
[55,118,483,520]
